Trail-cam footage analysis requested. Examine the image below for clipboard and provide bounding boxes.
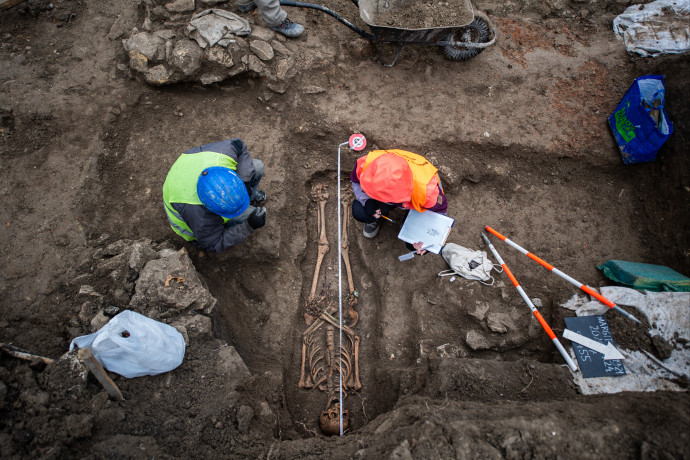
[397,209,454,254]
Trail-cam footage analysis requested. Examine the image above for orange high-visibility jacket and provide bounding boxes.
[356,150,441,212]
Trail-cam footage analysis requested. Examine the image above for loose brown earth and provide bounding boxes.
[1,0,689,458]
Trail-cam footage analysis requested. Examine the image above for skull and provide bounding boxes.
[319,403,349,436]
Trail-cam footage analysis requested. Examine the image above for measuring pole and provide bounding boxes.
[336,134,366,436]
[484,226,642,324]
[481,233,579,372]
[336,141,346,436]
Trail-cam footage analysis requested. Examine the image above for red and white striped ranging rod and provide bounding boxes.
[484,226,642,324]
[481,233,579,372]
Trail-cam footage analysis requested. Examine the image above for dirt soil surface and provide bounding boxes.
[1,0,689,458]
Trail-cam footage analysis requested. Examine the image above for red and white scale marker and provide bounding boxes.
[481,233,579,372]
[484,226,641,324]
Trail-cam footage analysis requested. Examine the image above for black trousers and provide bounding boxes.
[351,199,395,224]
[352,200,415,250]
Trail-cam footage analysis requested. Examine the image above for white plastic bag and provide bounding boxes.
[613,0,690,57]
[70,310,186,378]
[438,243,502,285]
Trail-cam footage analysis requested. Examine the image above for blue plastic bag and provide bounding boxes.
[607,75,673,164]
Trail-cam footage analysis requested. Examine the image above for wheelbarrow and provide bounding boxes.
[280,0,497,66]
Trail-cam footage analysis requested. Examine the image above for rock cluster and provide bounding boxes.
[75,238,216,344]
[119,1,297,90]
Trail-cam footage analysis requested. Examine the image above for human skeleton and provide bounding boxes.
[298,183,361,435]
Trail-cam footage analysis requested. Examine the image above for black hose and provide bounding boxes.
[279,0,375,40]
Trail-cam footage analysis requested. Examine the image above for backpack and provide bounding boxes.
[438,243,502,285]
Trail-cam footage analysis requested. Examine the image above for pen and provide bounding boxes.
[380,215,396,224]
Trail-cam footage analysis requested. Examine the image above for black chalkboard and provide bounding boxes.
[564,315,626,378]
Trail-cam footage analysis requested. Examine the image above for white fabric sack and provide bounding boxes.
[70,310,186,378]
[613,0,690,57]
[438,243,501,285]
[186,9,252,48]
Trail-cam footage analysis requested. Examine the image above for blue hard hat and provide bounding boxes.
[197,167,249,219]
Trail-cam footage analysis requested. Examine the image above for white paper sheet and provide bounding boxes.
[398,209,454,254]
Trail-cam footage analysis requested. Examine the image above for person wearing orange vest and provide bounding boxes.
[350,149,447,254]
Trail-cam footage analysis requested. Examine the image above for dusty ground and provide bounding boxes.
[1,0,689,458]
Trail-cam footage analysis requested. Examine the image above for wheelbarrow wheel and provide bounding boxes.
[444,16,491,61]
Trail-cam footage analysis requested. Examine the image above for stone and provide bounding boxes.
[165,0,195,13]
[217,345,251,381]
[128,239,157,271]
[108,15,128,40]
[79,285,100,297]
[486,312,515,333]
[163,40,173,61]
[158,248,178,258]
[201,0,229,4]
[246,54,266,74]
[206,46,234,67]
[129,49,149,72]
[465,330,492,350]
[200,72,226,85]
[171,314,213,341]
[90,310,109,332]
[267,80,288,94]
[154,29,177,40]
[227,62,248,77]
[169,39,204,76]
[78,301,96,325]
[275,56,296,81]
[469,302,490,321]
[250,40,274,61]
[123,32,165,62]
[129,248,217,317]
[249,26,276,42]
[270,40,291,56]
[437,165,458,188]
[303,85,325,94]
[104,304,120,316]
[102,240,130,257]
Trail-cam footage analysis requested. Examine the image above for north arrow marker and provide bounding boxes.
[563,329,625,360]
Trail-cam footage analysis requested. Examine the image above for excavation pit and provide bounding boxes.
[1,1,688,454]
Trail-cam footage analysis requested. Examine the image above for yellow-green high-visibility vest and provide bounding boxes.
[162,151,238,241]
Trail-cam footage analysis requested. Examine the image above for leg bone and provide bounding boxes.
[340,198,358,327]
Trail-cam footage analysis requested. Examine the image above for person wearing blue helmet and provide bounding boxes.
[163,138,267,253]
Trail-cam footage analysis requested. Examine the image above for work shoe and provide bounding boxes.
[250,190,266,206]
[362,220,380,239]
[269,18,305,38]
[238,2,256,13]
